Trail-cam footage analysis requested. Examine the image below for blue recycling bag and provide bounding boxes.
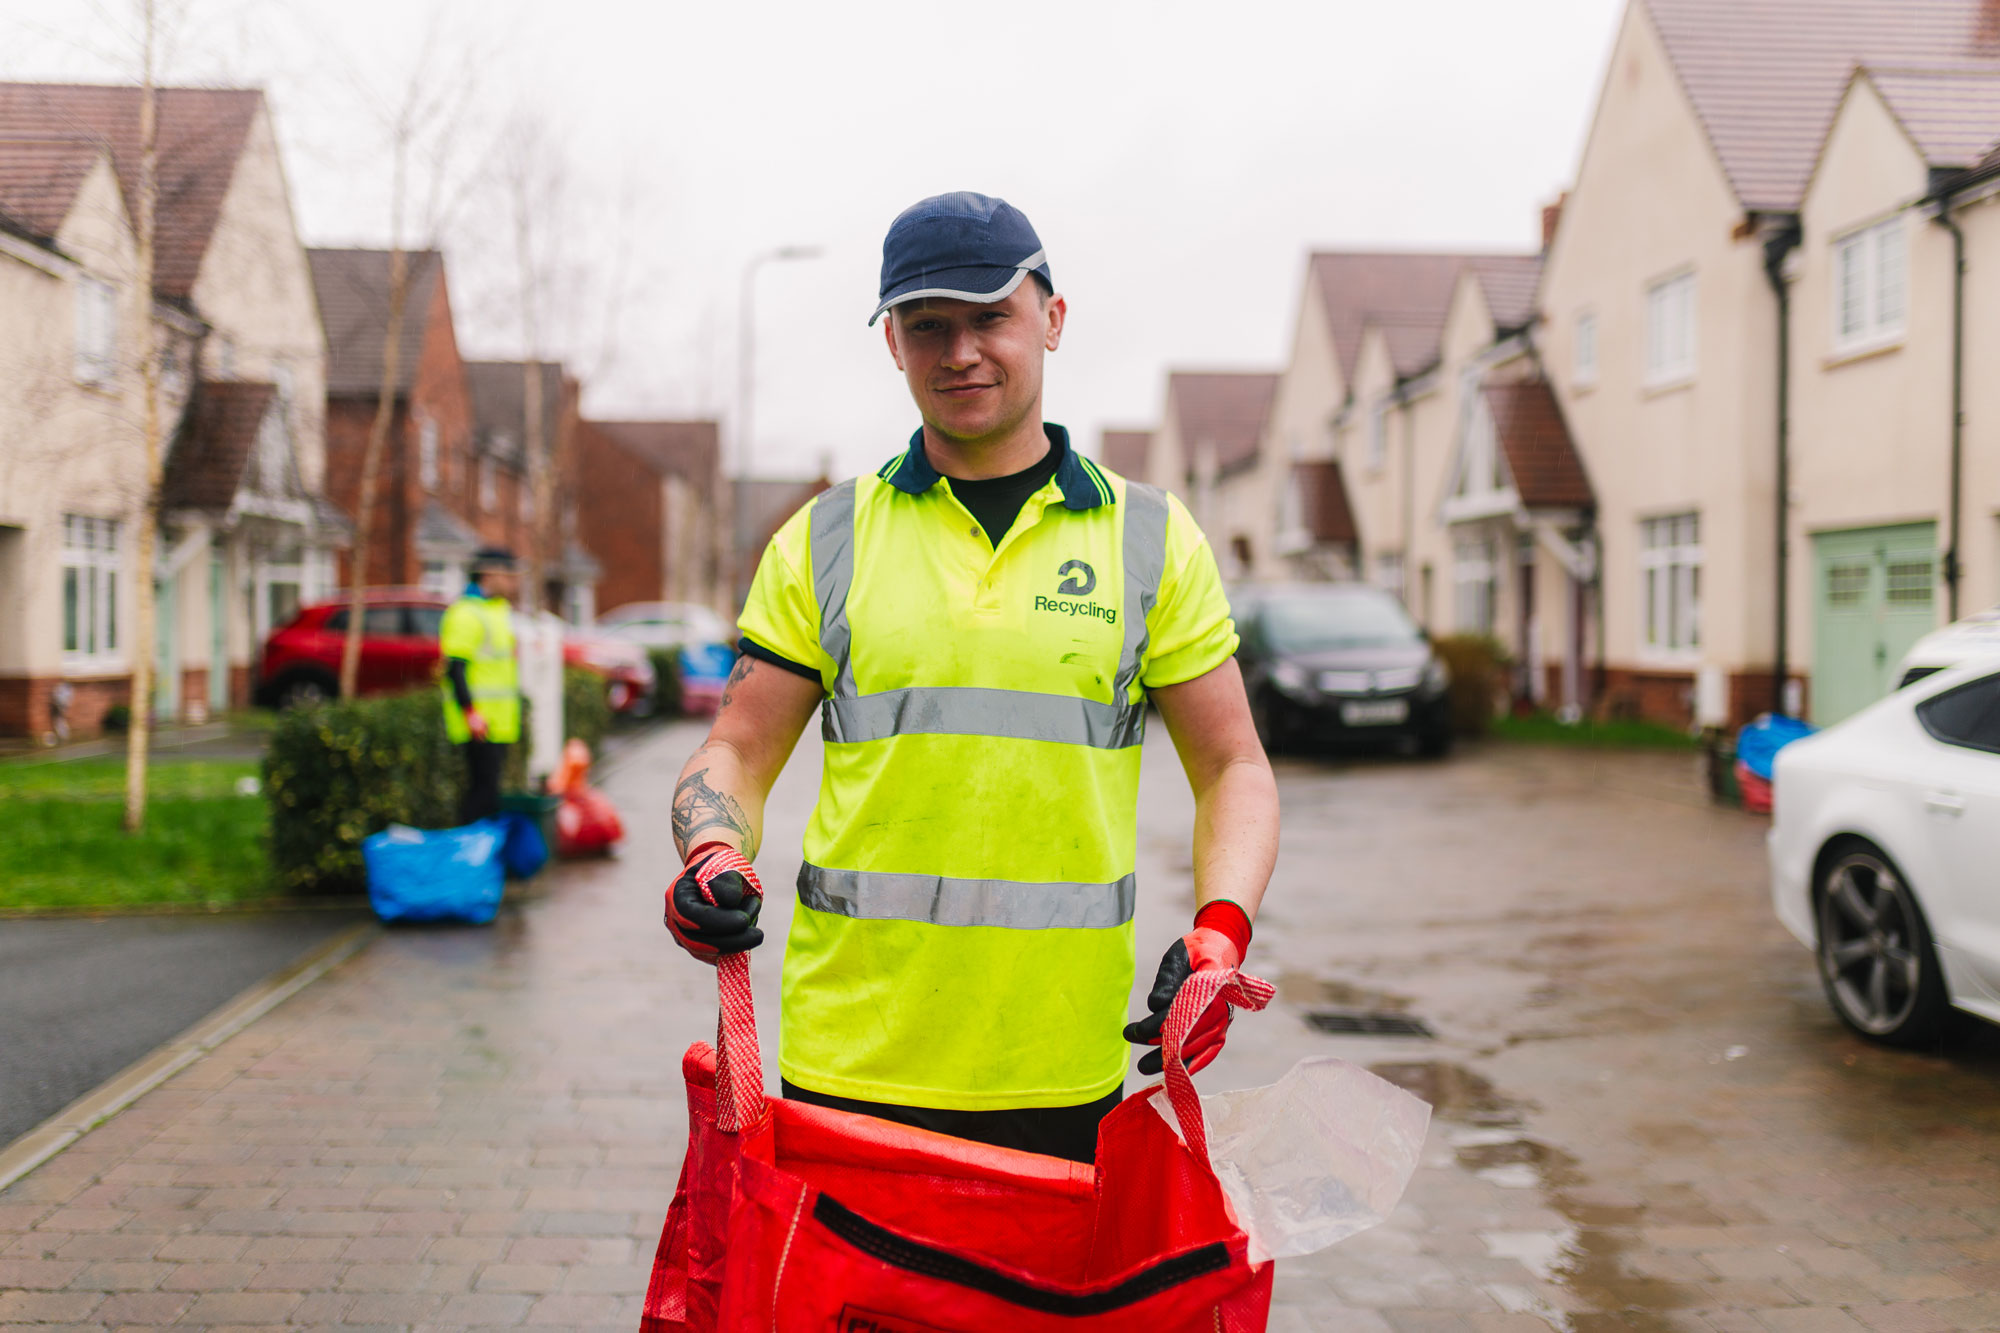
[1735,714,1816,782]
[362,819,506,924]
[499,811,549,879]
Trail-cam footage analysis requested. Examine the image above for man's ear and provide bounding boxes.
[1044,293,1067,353]
[884,318,905,371]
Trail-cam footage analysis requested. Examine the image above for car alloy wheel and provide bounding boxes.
[278,674,334,710]
[1814,846,1948,1046]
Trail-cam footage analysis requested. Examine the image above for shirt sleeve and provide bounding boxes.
[1140,494,1240,689]
[735,502,824,683]
[439,601,481,662]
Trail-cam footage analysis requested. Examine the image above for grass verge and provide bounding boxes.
[1490,712,1702,750]
[0,756,276,911]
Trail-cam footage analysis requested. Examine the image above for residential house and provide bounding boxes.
[1787,66,2000,722]
[1536,0,2000,727]
[1148,372,1280,578]
[576,419,726,616]
[1096,429,1153,480]
[309,248,481,597]
[734,476,830,609]
[0,84,338,737]
[463,359,598,621]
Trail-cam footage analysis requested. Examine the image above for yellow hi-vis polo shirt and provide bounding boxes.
[737,424,1238,1111]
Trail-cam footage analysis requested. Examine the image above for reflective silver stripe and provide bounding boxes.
[1114,482,1170,703]
[797,862,1136,930]
[812,479,859,699]
[822,687,1144,749]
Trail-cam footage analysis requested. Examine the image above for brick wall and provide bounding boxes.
[324,397,411,589]
[0,674,133,739]
[576,422,664,615]
[1590,665,1812,730]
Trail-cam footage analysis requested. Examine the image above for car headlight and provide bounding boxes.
[1421,657,1451,696]
[1270,661,1310,696]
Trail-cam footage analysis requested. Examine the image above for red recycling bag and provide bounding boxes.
[641,952,1279,1332]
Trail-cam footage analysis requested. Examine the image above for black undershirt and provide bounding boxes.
[738,442,1063,683]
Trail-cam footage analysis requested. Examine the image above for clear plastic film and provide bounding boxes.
[1153,1056,1431,1263]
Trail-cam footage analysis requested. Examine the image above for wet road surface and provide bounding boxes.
[0,722,1996,1331]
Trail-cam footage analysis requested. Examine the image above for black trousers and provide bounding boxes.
[780,1078,1122,1165]
[459,740,506,825]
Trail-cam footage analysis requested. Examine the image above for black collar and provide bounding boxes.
[877,423,1114,510]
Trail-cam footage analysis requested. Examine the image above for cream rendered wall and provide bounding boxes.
[0,158,149,679]
[1344,330,1401,586]
[1247,266,1346,581]
[1150,391,1193,513]
[1790,80,1950,664]
[1960,193,2000,617]
[189,104,328,493]
[1537,1,1779,680]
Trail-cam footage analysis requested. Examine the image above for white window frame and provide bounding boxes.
[1574,310,1598,389]
[1832,216,1908,354]
[1643,270,1697,388]
[418,414,440,491]
[61,515,123,666]
[1640,513,1702,661]
[1453,534,1497,636]
[1366,399,1389,473]
[74,276,117,386]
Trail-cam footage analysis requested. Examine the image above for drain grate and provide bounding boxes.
[1305,1010,1434,1038]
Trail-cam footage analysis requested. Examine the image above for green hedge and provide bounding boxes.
[264,690,462,892]
[647,649,684,717]
[564,666,613,754]
[1431,634,1510,736]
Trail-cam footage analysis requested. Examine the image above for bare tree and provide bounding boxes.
[122,0,162,833]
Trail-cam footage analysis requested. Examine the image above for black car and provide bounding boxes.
[1232,583,1452,756]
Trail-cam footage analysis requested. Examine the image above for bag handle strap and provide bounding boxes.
[713,952,764,1132]
[1158,965,1276,1165]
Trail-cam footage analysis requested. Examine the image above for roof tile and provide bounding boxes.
[0,138,104,239]
[1167,372,1279,474]
[1485,380,1593,511]
[162,380,277,511]
[308,248,442,397]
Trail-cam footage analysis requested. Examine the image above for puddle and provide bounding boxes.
[1279,971,1417,1013]
[1375,1061,1702,1332]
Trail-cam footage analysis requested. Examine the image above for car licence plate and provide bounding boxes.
[1340,699,1409,726]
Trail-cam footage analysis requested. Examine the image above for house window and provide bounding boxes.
[1374,552,1405,601]
[1367,400,1389,472]
[1641,513,1702,655]
[74,276,117,386]
[479,458,496,512]
[1575,311,1598,388]
[1453,536,1496,635]
[1643,271,1696,386]
[61,515,122,661]
[419,415,440,491]
[1834,217,1907,351]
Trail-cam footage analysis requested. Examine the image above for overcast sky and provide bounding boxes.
[3,0,1624,482]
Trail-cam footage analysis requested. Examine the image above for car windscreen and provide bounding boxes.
[1256,591,1424,653]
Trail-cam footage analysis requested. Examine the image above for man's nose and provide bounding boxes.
[940,326,981,370]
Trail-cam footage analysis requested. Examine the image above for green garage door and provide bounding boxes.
[1812,522,1938,725]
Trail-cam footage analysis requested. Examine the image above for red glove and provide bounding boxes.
[1124,900,1253,1076]
[665,843,765,963]
[465,710,490,741]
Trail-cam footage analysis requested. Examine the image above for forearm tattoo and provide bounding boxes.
[673,762,757,859]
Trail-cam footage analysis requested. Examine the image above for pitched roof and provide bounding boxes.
[162,380,277,511]
[1865,65,2000,167]
[0,83,261,298]
[0,138,106,241]
[464,360,566,465]
[415,499,480,553]
[1308,251,1538,384]
[308,248,443,397]
[1097,429,1153,478]
[1293,460,1359,545]
[1485,379,1593,511]
[1643,0,2000,212]
[1166,372,1279,475]
[586,420,720,486]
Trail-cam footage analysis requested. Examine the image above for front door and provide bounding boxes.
[1811,523,1939,725]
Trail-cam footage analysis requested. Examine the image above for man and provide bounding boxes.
[665,192,1279,1164]
[441,547,522,825]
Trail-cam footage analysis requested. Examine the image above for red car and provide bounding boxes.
[258,591,655,716]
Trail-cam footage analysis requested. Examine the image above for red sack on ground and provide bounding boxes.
[556,786,623,857]
[1736,759,1773,815]
[641,954,1278,1332]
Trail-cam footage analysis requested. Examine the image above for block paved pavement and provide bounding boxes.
[3,721,1999,1331]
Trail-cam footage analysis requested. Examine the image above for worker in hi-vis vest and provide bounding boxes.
[664,193,1279,1163]
[441,547,522,826]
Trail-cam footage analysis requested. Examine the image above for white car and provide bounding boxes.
[1896,606,2000,690]
[1770,655,2000,1045]
[592,601,734,654]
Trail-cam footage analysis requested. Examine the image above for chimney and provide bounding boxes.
[1540,192,1569,253]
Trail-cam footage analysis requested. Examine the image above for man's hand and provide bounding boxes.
[665,844,765,963]
[465,710,490,742]
[1123,900,1253,1076]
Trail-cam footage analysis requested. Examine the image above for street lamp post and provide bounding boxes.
[733,245,822,604]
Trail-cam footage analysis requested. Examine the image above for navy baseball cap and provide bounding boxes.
[869,191,1052,326]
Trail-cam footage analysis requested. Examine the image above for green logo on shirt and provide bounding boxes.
[1034,594,1117,625]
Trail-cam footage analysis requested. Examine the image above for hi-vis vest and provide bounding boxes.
[440,593,521,744]
[737,426,1237,1111]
